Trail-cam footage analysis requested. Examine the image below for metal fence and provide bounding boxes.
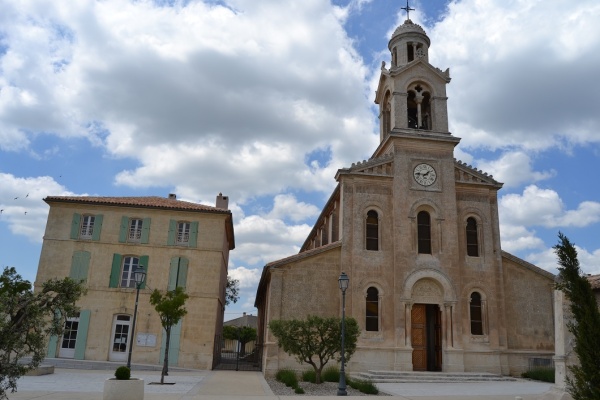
[528,357,554,370]
[212,334,263,371]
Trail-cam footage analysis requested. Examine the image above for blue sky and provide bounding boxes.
[1,0,600,320]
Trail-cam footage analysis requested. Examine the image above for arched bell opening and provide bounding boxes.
[407,84,432,130]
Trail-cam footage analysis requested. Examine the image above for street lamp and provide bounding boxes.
[127,265,146,369]
[337,272,349,396]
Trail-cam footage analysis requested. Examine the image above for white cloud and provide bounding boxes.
[266,194,320,223]
[526,246,600,276]
[228,266,261,289]
[0,172,78,242]
[500,185,600,228]
[475,151,554,188]
[1,0,378,204]
[428,0,600,151]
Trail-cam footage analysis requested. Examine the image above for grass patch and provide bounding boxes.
[294,387,305,394]
[348,377,379,395]
[522,367,555,383]
[322,366,340,382]
[301,369,316,383]
[276,368,299,388]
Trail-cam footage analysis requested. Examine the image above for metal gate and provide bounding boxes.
[212,334,262,371]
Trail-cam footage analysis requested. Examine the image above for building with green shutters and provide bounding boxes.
[36,193,234,369]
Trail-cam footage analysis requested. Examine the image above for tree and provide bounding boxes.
[0,267,86,399]
[223,325,257,356]
[150,286,189,384]
[554,232,600,400]
[269,315,360,384]
[225,275,239,306]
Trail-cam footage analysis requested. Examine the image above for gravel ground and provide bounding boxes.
[265,377,389,396]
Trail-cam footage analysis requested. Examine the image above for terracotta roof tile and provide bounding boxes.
[44,196,229,213]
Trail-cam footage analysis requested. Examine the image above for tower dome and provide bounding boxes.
[388,19,431,67]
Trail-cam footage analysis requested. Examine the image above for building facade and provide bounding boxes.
[37,193,234,369]
[255,19,555,376]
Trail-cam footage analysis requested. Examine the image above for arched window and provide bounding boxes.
[470,292,483,335]
[417,211,431,254]
[466,217,479,257]
[366,210,379,251]
[366,287,379,331]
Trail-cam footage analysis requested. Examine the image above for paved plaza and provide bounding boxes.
[6,367,560,400]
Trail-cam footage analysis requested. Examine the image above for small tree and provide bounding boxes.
[554,232,600,400]
[269,315,359,384]
[0,267,86,399]
[226,275,239,306]
[223,325,257,356]
[150,286,189,384]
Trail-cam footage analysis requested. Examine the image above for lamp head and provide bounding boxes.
[134,266,146,286]
[338,272,349,292]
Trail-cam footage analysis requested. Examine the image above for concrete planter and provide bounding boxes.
[103,378,144,400]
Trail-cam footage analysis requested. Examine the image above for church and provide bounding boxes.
[254,17,555,376]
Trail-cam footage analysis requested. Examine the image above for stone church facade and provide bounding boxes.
[255,19,555,376]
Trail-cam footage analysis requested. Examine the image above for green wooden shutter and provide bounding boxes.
[168,257,179,291]
[167,220,177,245]
[118,216,129,243]
[141,217,151,244]
[70,213,81,240]
[109,254,122,288]
[74,310,91,360]
[159,320,182,366]
[139,255,149,289]
[178,258,188,290]
[189,221,199,248]
[47,335,58,358]
[92,214,103,241]
[70,251,91,283]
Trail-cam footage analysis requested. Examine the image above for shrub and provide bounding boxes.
[348,377,379,395]
[522,368,555,383]
[114,366,131,380]
[294,387,305,394]
[301,369,316,383]
[275,368,298,388]
[321,365,339,382]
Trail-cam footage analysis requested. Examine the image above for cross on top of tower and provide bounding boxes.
[401,0,415,21]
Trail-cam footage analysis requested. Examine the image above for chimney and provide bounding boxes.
[168,193,177,200]
[216,192,229,209]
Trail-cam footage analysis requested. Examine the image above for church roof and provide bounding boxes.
[501,251,556,280]
[587,274,600,290]
[454,159,503,188]
[44,195,230,213]
[390,19,430,46]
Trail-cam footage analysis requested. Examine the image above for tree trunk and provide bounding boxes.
[315,366,323,384]
[161,327,171,384]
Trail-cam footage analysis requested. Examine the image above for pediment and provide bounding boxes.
[454,159,503,187]
[336,153,394,178]
[390,58,451,84]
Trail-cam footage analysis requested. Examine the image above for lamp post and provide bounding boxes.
[127,265,146,369]
[337,272,349,396]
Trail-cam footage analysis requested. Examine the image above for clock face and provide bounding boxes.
[413,163,437,186]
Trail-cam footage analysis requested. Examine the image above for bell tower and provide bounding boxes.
[374,15,453,152]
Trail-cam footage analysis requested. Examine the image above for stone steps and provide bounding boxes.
[355,370,517,383]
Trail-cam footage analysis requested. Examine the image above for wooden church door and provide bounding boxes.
[411,304,442,371]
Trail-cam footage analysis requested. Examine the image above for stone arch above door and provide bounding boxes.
[401,268,457,303]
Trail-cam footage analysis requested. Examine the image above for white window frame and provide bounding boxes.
[177,222,191,245]
[80,215,95,239]
[128,218,143,243]
[120,256,139,288]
